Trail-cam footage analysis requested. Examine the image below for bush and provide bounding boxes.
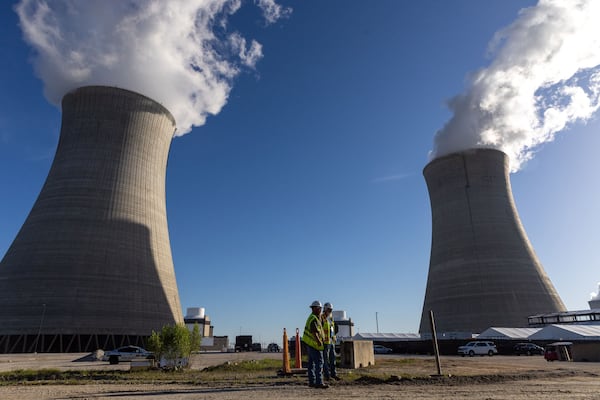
[147,323,200,369]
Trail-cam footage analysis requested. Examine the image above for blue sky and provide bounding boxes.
[2,0,600,346]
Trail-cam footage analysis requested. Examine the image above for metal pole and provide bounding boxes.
[35,303,46,353]
[429,310,443,376]
[376,312,379,333]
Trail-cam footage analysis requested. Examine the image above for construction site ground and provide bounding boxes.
[1,351,600,399]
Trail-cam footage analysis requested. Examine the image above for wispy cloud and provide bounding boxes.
[26,146,55,162]
[372,173,413,183]
[255,0,292,25]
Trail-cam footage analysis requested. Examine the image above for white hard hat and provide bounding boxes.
[323,302,333,310]
[310,300,322,308]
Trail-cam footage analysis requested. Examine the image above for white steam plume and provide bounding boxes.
[591,283,600,301]
[431,0,600,171]
[15,0,288,135]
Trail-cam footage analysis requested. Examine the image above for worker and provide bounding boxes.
[302,300,328,388]
[321,302,340,381]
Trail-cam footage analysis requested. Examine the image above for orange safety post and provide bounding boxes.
[282,328,291,374]
[295,327,302,369]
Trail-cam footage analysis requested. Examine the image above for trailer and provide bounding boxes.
[235,335,252,352]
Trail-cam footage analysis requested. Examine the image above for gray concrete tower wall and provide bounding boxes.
[419,148,565,334]
[0,86,183,349]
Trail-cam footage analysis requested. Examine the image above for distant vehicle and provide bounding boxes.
[457,341,498,357]
[252,342,262,352]
[544,346,558,361]
[544,342,573,362]
[513,343,544,356]
[267,343,280,352]
[235,335,253,352]
[373,345,393,354]
[102,345,154,364]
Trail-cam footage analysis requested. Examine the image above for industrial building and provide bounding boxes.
[0,86,183,353]
[332,310,354,341]
[419,148,565,335]
[182,307,229,351]
[184,307,213,338]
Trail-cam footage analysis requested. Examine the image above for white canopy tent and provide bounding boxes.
[477,327,541,340]
[529,325,600,341]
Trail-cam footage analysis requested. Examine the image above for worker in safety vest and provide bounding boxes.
[302,300,328,388]
[321,302,340,381]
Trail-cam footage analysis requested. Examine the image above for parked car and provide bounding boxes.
[102,345,154,364]
[373,345,393,354]
[267,343,280,352]
[513,343,544,356]
[457,341,498,357]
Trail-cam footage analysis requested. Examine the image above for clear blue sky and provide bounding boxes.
[2,0,600,346]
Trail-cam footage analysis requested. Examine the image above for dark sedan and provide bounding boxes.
[513,343,544,355]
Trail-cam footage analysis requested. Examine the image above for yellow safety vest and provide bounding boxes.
[302,313,324,350]
[322,317,336,345]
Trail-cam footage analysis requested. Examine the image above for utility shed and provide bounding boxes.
[529,325,600,341]
[477,327,541,340]
[571,343,600,362]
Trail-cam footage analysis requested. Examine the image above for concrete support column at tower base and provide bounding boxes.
[0,333,149,354]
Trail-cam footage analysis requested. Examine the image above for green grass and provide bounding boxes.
[202,358,281,373]
[0,358,442,387]
[0,359,284,386]
[0,369,130,385]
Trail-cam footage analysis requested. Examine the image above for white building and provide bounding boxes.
[332,310,354,342]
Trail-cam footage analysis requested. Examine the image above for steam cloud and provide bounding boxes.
[591,283,600,301]
[431,0,600,171]
[15,0,291,135]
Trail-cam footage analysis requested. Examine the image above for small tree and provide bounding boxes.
[191,322,202,353]
[147,324,194,369]
[147,330,162,356]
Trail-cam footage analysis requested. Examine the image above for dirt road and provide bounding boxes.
[1,352,600,399]
[2,377,600,400]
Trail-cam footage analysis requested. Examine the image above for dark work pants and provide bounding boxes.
[323,343,337,378]
[307,345,324,385]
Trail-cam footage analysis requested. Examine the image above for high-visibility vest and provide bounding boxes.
[322,316,336,345]
[302,313,324,350]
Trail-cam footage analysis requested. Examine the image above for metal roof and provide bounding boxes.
[529,324,600,341]
[477,327,541,340]
[353,333,421,341]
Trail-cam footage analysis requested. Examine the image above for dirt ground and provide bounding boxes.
[2,352,600,399]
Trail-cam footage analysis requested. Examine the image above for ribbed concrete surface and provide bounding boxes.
[0,86,183,336]
[419,149,565,334]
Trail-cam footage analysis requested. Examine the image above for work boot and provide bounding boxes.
[313,383,329,389]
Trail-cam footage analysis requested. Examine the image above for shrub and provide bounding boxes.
[147,323,199,369]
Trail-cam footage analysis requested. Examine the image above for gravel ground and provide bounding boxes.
[2,352,600,399]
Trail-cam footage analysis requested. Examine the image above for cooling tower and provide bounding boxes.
[0,86,183,353]
[419,148,565,334]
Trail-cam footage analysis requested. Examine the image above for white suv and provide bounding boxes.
[457,341,498,357]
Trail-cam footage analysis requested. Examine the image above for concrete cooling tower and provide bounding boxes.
[0,86,183,353]
[419,148,565,335]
